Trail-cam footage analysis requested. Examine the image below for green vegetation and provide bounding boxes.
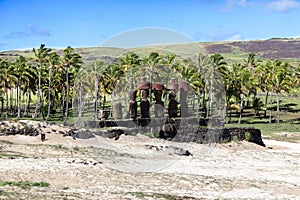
[0,181,49,189]
[232,135,239,142]
[126,191,197,200]
[0,43,299,139]
[73,146,80,151]
[0,140,14,144]
[245,132,251,141]
[0,149,27,158]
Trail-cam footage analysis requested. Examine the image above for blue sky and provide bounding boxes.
[1,0,300,51]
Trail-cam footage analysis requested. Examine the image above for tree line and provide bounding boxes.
[0,44,299,124]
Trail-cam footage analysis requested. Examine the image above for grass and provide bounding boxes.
[0,181,49,189]
[126,191,197,200]
[245,132,251,141]
[73,146,80,151]
[0,149,27,158]
[0,140,14,145]
[231,135,239,142]
[52,144,68,150]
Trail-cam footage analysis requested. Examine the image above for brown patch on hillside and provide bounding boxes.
[228,39,300,59]
[203,43,234,54]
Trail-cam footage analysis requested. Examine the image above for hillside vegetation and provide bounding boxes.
[1,38,300,64]
[0,38,300,136]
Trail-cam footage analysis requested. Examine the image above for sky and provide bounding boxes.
[1,0,300,51]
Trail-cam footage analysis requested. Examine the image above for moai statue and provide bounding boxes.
[152,83,164,118]
[167,78,178,118]
[128,90,137,119]
[140,89,150,118]
[137,77,150,119]
[168,91,178,118]
[179,81,189,117]
[113,102,122,119]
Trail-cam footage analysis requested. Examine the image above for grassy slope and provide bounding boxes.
[2,37,300,64]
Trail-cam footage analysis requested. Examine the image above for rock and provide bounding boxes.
[72,129,95,139]
[177,149,192,156]
[105,129,124,140]
[159,123,177,140]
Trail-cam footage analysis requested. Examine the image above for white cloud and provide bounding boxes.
[222,0,250,11]
[267,0,299,12]
[206,29,244,41]
[237,0,248,7]
[227,33,243,41]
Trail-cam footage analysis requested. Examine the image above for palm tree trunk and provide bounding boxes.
[62,88,65,120]
[5,91,8,118]
[23,91,28,116]
[207,78,213,118]
[40,91,46,120]
[202,89,206,118]
[264,92,268,118]
[64,67,69,125]
[46,68,52,122]
[17,80,21,119]
[238,93,244,124]
[78,83,83,119]
[34,69,41,119]
[94,79,99,120]
[269,91,273,123]
[1,92,4,114]
[27,91,31,113]
[276,93,280,124]
[10,89,13,113]
[14,88,17,113]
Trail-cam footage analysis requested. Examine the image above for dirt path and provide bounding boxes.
[0,133,299,199]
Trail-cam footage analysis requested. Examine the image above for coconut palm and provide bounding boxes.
[273,61,292,123]
[73,67,90,119]
[45,52,60,122]
[237,65,251,124]
[62,46,82,124]
[119,52,141,73]
[11,56,28,118]
[32,44,52,119]
[21,63,36,116]
[254,62,269,117]
[84,60,106,120]
[264,60,279,123]
[202,53,227,118]
[0,59,15,117]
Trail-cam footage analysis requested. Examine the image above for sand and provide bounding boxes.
[0,131,299,199]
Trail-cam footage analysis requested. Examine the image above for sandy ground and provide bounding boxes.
[0,132,299,200]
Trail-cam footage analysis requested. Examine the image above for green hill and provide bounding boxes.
[1,37,300,65]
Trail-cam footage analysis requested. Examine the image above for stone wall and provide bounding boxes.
[169,126,265,147]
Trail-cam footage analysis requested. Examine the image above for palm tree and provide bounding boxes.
[119,52,141,73]
[73,67,89,119]
[223,63,241,123]
[46,52,60,122]
[264,59,279,123]
[237,65,251,124]
[142,52,162,109]
[21,63,36,116]
[273,61,292,123]
[32,44,51,119]
[119,52,142,94]
[62,46,82,124]
[11,56,27,118]
[0,59,14,117]
[103,63,124,117]
[255,62,269,117]
[85,60,106,120]
[203,53,227,119]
